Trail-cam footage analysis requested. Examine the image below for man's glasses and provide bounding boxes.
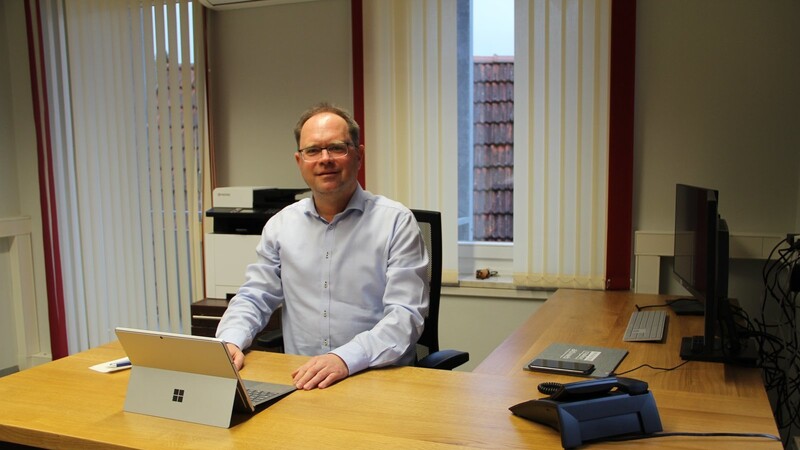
[297,142,352,162]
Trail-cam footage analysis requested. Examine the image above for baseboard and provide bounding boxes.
[0,365,19,378]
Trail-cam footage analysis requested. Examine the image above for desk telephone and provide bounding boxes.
[510,377,662,449]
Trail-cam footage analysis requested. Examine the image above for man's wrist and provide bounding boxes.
[216,328,249,351]
[326,352,350,375]
[330,343,368,375]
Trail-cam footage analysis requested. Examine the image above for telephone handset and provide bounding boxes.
[537,376,650,401]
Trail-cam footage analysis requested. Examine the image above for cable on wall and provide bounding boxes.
[754,234,800,446]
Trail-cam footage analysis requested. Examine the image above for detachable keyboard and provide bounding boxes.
[623,310,667,342]
[247,388,281,404]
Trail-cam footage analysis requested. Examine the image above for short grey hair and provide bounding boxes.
[293,102,361,149]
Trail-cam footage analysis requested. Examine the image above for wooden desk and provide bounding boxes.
[0,289,781,449]
[476,289,781,447]
[0,343,559,449]
[475,290,767,394]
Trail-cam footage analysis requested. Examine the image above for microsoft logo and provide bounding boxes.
[172,388,185,403]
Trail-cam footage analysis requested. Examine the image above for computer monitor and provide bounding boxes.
[672,184,756,364]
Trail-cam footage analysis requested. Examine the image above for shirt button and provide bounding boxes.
[323,339,329,347]
[323,310,328,318]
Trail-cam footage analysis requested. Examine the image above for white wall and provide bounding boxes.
[0,1,20,218]
[633,0,800,305]
[0,0,51,371]
[0,0,19,375]
[634,0,799,234]
[207,0,353,189]
[440,292,544,371]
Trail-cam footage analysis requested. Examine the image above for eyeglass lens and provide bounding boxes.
[299,143,350,161]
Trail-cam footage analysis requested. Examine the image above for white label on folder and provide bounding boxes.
[582,351,602,362]
[559,348,602,362]
[560,348,578,359]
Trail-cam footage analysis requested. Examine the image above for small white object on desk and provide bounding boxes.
[89,357,131,373]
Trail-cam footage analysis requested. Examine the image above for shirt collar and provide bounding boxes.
[304,184,366,223]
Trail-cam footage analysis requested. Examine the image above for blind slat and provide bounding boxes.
[141,0,161,329]
[165,1,186,332]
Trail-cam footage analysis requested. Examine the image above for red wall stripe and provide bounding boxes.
[24,0,69,358]
[605,0,636,290]
[351,0,365,188]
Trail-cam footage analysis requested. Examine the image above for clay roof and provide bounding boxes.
[473,57,514,241]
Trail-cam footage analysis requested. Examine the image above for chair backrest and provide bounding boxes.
[411,209,442,356]
[256,207,466,369]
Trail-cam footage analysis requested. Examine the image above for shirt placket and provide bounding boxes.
[320,222,334,352]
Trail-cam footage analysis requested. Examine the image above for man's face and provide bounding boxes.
[295,112,362,200]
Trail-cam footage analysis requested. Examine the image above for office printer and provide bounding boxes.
[206,187,309,234]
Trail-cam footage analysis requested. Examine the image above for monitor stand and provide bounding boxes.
[667,298,704,316]
[679,335,759,366]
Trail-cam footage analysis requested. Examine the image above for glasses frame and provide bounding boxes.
[297,142,353,162]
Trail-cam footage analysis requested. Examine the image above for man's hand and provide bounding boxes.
[225,342,245,370]
[291,353,349,390]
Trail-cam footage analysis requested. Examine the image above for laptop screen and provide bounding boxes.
[115,327,239,379]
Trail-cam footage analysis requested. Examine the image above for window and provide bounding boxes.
[456,0,610,286]
[458,0,515,244]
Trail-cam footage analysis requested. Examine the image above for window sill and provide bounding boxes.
[442,276,552,300]
[458,275,515,289]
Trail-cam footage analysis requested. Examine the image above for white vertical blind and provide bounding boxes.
[36,0,206,352]
[362,0,460,284]
[513,0,609,289]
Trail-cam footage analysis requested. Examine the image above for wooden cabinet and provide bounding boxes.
[190,298,230,337]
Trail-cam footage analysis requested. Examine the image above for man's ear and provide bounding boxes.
[356,145,365,164]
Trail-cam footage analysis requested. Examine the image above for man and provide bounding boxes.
[216,103,429,390]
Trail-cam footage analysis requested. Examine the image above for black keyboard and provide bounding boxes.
[247,388,278,404]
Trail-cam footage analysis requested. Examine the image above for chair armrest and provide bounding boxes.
[417,349,470,370]
[255,329,284,349]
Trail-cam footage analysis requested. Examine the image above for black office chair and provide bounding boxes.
[255,209,469,370]
[411,209,470,370]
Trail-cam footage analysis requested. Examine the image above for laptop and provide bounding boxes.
[115,327,296,428]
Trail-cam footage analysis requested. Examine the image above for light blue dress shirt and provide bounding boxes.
[216,185,430,375]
